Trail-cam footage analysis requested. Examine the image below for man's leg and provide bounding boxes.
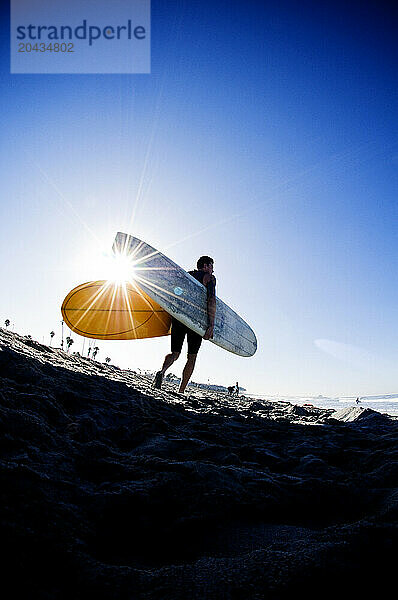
[179,353,197,393]
[161,351,180,375]
[179,329,203,393]
[154,318,185,389]
[154,351,180,388]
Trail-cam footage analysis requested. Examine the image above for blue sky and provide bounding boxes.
[0,1,397,396]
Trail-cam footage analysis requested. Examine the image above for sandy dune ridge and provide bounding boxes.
[0,327,397,598]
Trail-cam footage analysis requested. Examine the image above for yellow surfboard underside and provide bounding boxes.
[61,280,171,340]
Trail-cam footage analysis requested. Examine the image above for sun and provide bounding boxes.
[107,253,136,283]
[95,249,136,284]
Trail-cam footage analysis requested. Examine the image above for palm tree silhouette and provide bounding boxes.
[4,319,10,328]
[92,346,99,360]
[66,337,74,352]
[50,331,55,346]
[105,357,111,364]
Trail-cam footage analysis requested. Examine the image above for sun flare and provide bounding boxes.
[111,254,136,282]
[95,250,137,284]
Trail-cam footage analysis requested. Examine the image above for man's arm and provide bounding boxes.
[203,274,216,340]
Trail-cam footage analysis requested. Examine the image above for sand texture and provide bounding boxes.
[0,328,397,599]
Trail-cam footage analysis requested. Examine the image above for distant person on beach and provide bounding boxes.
[235,382,239,396]
[154,256,216,394]
[356,397,361,404]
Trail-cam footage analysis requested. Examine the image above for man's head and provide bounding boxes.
[197,255,214,274]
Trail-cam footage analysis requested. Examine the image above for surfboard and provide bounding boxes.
[113,232,257,357]
[61,280,171,340]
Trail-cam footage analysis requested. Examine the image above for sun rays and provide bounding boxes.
[112,232,208,319]
[65,239,173,338]
[63,232,203,342]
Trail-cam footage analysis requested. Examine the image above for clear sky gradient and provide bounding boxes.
[0,1,397,396]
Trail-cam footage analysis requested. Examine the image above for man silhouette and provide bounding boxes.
[154,256,216,394]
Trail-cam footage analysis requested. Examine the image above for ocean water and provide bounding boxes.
[248,395,398,417]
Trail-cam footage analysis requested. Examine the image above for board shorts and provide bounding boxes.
[171,317,203,355]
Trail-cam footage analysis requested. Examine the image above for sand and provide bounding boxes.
[0,327,397,599]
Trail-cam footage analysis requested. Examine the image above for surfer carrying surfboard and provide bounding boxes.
[154,256,216,394]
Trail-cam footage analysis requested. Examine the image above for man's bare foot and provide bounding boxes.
[153,371,163,389]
